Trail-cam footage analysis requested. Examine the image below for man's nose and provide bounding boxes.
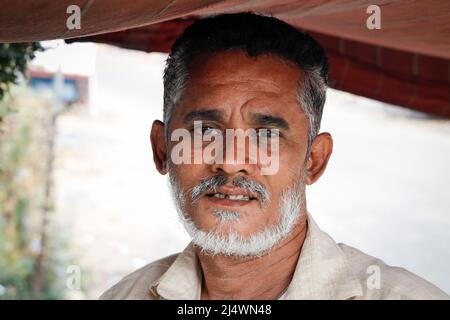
[210,157,256,176]
[209,134,257,176]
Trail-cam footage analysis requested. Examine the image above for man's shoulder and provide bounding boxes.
[99,252,180,300]
[338,243,449,300]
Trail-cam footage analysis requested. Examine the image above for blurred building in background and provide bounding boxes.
[28,69,89,106]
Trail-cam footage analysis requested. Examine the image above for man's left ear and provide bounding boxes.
[304,132,333,185]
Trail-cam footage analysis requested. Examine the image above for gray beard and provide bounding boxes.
[168,171,305,258]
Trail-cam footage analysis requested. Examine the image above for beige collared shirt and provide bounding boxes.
[100,214,449,300]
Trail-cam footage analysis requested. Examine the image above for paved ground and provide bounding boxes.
[53,44,450,299]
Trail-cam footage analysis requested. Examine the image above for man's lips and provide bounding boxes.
[205,195,257,207]
[203,186,258,207]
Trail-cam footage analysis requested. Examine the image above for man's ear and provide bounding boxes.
[150,120,168,175]
[304,132,333,185]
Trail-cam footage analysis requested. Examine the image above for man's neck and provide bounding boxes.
[197,216,308,300]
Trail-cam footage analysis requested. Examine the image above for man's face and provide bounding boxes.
[163,50,310,240]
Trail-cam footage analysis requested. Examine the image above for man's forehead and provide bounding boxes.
[167,50,306,126]
[187,50,303,90]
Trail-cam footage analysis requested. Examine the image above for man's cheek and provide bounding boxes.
[260,157,279,175]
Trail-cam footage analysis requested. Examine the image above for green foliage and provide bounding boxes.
[0,90,68,299]
[0,43,43,103]
[0,43,84,300]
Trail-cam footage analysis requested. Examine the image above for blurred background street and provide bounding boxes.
[2,42,449,299]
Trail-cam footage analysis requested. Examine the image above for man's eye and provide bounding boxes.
[193,126,221,137]
[258,129,279,138]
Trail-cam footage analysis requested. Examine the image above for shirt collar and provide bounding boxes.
[149,213,363,300]
[281,213,363,299]
[150,242,202,300]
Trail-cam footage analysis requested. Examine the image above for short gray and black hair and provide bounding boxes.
[163,12,329,153]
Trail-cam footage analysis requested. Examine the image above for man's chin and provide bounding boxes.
[191,218,247,236]
[190,215,273,240]
[181,215,290,257]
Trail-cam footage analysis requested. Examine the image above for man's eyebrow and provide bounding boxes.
[251,113,290,130]
[183,109,224,123]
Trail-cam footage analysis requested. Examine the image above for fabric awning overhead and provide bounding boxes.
[1,0,449,116]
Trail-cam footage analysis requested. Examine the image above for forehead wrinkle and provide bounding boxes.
[180,83,287,122]
[185,80,290,116]
[189,50,301,90]
[183,108,225,123]
[198,77,283,95]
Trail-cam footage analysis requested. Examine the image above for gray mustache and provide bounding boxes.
[191,175,270,204]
